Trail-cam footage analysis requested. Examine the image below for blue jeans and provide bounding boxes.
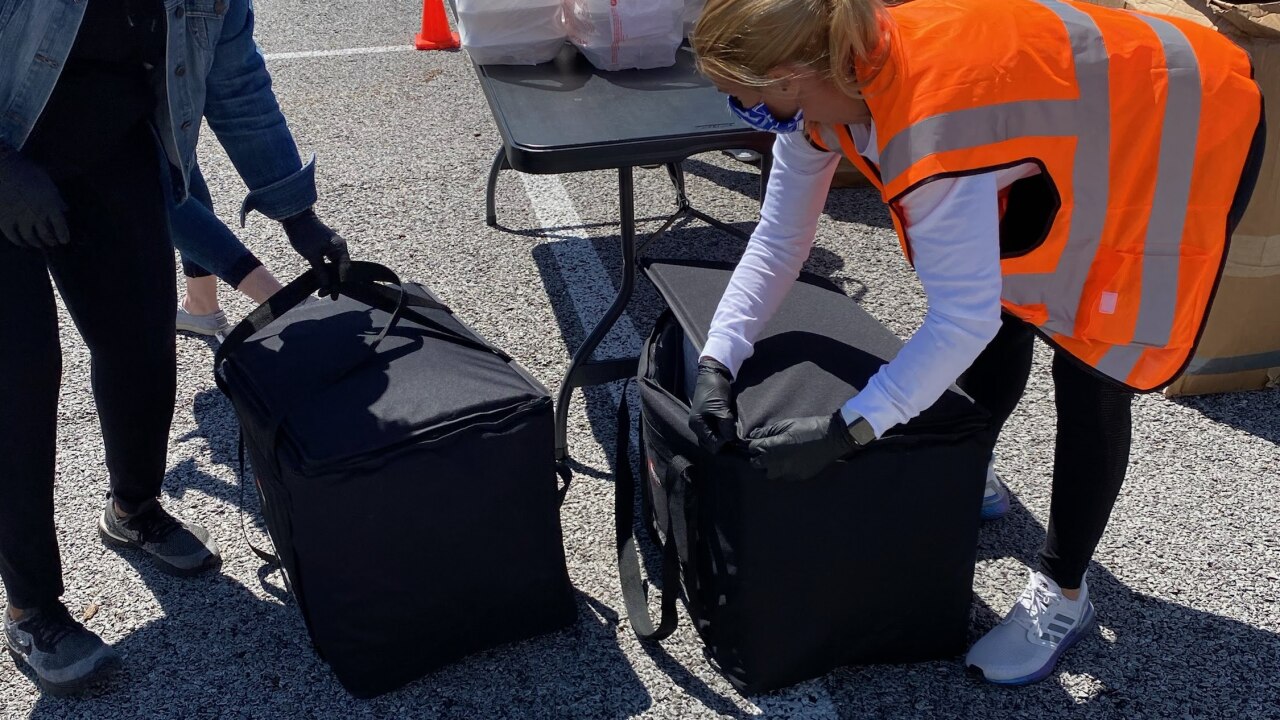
[173,0,320,286]
[200,0,318,227]
[175,163,263,285]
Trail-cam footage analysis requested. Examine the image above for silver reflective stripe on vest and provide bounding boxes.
[879,100,1076,181]
[1095,343,1147,381]
[873,0,1204,383]
[1096,16,1203,381]
[995,0,1111,340]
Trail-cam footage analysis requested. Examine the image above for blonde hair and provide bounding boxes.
[692,0,892,98]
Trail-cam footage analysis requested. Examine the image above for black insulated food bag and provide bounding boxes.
[214,262,576,698]
[618,259,991,694]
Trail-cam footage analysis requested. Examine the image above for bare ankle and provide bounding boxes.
[236,266,285,305]
[8,606,26,621]
[182,276,221,315]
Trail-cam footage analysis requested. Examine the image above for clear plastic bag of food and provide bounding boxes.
[457,0,567,66]
[565,0,683,71]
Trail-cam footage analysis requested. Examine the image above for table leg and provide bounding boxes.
[758,150,774,207]
[486,147,511,228]
[554,166,640,462]
[685,149,770,238]
[665,163,692,211]
[638,161,755,254]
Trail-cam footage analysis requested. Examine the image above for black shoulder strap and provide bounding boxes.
[237,433,280,566]
[615,383,682,642]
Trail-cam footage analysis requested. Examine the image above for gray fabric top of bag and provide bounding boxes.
[642,259,983,437]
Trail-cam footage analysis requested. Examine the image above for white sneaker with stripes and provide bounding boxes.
[965,570,1095,685]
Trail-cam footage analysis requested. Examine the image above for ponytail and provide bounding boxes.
[692,0,892,97]
[828,0,893,97]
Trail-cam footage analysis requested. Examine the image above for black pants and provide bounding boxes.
[0,124,176,610]
[958,315,1133,590]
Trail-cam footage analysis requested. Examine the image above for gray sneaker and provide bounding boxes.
[98,498,221,577]
[965,571,1095,685]
[176,304,229,338]
[4,603,120,696]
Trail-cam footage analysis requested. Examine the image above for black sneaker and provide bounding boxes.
[98,498,221,577]
[4,603,120,696]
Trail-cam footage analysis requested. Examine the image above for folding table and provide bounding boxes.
[467,42,774,461]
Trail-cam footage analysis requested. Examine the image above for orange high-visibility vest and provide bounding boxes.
[808,0,1262,391]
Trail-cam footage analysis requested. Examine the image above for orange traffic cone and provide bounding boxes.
[415,0,460,51]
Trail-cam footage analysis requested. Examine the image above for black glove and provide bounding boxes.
[0,150,69,249]
[282,208,349,271]
[746,410,859,482]
[688,358,738,454]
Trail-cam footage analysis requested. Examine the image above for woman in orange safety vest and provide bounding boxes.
[685,0,1264,685]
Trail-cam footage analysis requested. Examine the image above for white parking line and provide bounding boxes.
[517,173,643,392]
[518,172,840,719]
[262,45,414,62]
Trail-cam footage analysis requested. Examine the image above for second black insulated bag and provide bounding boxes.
[617,259,991,694]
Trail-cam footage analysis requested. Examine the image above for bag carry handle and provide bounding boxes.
[337,279,512,362]
[215,261,508,393]
[216,261,399,381]
[615,381,689,642]
[236,433,299,602]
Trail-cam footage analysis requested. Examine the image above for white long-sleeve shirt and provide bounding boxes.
[700,127,1038,438]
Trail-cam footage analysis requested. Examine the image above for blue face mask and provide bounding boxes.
[728,96,804,134]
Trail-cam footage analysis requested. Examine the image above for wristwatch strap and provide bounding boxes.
[846,414,877,447]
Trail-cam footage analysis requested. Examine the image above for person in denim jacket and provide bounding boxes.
[0,0,340,695]
[172,0,347,338]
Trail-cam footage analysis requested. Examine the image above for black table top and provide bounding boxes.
[470,43,774,174]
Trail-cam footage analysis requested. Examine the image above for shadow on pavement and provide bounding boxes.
[678,156,768,207]
[1170,388,1280,445]
[24,355,657,717]
[822,184,896,229]
[823,494,1280,719]
[27,547,656,719]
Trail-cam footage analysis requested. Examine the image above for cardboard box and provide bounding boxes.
[1078,0,1280,395]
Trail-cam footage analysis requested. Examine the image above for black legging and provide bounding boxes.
[958,315,1133,590]
[0,123,176,610]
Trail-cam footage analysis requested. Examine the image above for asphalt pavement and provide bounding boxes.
[3,1,1277,717]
